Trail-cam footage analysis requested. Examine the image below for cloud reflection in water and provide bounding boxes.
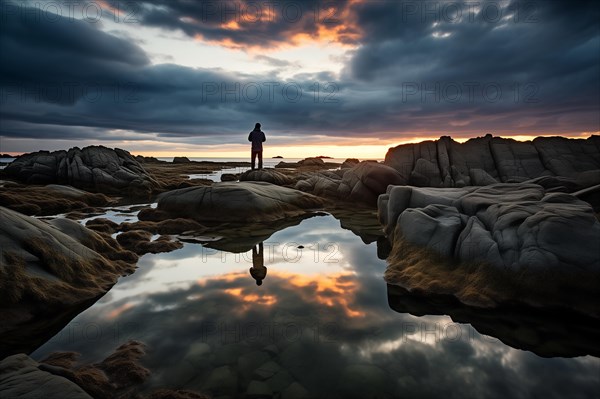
[32,215,599,398]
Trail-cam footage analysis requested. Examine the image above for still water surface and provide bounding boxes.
[32,212,599,398]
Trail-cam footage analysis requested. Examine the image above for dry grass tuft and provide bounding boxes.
[86,218,120,234]
[0,185,112,216]
[117,230,183,255]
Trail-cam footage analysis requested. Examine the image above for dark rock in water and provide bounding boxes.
[341,158,360,169]
[275,157,339,169]
[144,181,324,223]
[387,284,600,358]
[221,173,240,182]
[239,169,293,186]
[173,156,191,164]
[299,157,325,166]
[3,146,160,198]
[135,155,164,164]
[384,135,600,188]
[272,156,284,159]
[379,183,600,314]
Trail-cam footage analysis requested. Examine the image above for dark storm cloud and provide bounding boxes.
[102,0,357,47]
[0,0,599,150]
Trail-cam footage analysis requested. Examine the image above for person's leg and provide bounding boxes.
[251,150,256,170]
[258,151,263,169]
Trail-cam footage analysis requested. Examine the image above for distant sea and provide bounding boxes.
[155,157,374,166]
[0,157,384,171]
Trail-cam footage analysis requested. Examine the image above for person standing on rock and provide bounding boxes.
[248,123,266,170]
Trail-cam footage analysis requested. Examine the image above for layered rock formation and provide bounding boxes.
[140,181,324,223]
[378,184,600,312]
[3,146,160,198]
[384,135,600,188]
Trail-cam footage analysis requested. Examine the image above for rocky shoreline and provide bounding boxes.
[1,136,599,397]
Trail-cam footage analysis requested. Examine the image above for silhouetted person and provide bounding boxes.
[248,123,266,170]
[249,242,267,286]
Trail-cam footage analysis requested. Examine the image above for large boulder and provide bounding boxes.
[3,146,160,198]
[144,181,324,223]
[384,135,600,189]
[338,162,406,206]
[379,184,600,312]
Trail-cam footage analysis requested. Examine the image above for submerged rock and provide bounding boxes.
[144,181,324,223]
[378,184,600,313]
[3,146,160,198]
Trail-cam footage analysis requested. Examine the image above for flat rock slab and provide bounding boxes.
[153,181,324,223]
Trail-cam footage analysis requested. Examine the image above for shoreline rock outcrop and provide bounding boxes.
[378,183,600,313]
[384,135,600,188]
[3,146,161,198]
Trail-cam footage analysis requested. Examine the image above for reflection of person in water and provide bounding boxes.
[250,242,267,286]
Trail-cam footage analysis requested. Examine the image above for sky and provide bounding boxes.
[0,0,599,158]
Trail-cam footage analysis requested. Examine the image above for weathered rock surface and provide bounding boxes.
[295,171,342,199]
[384,135,600,188]
[338,162,405,206]
[143,181,324,223]
[3,146,160,198]
[379,184,600,312]
[379,183,600,270]
[173,156,191,164]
